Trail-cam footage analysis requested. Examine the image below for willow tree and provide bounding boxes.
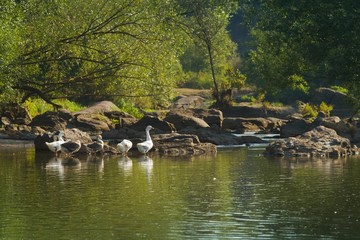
[0,0,186,109]
[173,0,239,106]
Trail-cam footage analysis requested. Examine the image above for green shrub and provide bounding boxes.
[319,101,333,116]
[299,101,333,120]
[115,98,143,119]
[301,103,318,119]
[23,98,84,118]
[240,95,256,103]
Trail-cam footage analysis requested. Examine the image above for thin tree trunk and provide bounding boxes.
[206,40,220,104]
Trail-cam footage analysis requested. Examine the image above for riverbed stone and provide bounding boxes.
[129,115,175,133]
[265,126,358,158]
[30,111,67,131]
[164,111,210,131]
[152,133,216,156]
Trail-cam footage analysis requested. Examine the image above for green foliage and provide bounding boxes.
[0,0,187,109]
[179,71,213,89]
[240,95,256,103]
[300,103,318,120]
[23,98,84,118]
[319,102,333,117]
[240,0,360,106]
[330,86,348,94]
[174,0,239,106]
[299,101,333,120]
[115,99,143,119]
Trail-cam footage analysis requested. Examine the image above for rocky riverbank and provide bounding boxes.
[0,90,359,158]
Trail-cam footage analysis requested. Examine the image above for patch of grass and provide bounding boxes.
[23,98,85,118]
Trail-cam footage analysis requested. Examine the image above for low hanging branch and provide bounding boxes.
[14,85,62,110]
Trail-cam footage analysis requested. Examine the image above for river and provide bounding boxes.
[1,142,360,239]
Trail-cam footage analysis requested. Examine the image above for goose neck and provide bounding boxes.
[146,129,152,141]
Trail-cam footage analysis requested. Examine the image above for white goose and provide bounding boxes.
[86,135,104,154]
[117,139,133,155]
[137,125,154,155]
[45,131,65,156]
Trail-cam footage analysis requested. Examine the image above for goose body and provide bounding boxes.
[45,131,65,156]
[117,139,133,155]
[86,135,104,154]
[137,125,154,155]
[60,140,82,156]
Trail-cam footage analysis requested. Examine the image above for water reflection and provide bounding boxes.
[86,155,105,173]
[45,156,81,180]
[45,156,64,179]
[270,157,347,174]
[3,147,360,239]
[62,156,81,167]
[138,155,153,184]
[118,156,133,176]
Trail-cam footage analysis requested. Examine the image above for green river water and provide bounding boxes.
[1,143,360,239]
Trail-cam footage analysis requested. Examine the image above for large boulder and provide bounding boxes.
[265,126,358,158]
[310,88,354,118]
[69,113,112,132]
[173,95,205,109]
[75,101,121,115]
[280,117,315,138]
[317,116,360,145]
[164,111,209,131]
[222,117,270,132]
[152,133,216,156]
[29,111,67,131]
[185,109,223,127]
[129,115,175,133]
[69,101,121,132]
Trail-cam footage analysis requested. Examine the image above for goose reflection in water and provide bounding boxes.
[45,156,81,180]
[86,155,104,173]
[61,156,81,167]
[118,156,133,176]
[138,155,153,184]
[46,156,65,179]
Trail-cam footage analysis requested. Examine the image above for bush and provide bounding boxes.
[299,101,333,120]
[23,98,84,118]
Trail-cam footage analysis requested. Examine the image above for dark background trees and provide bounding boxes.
[237,0,360,109]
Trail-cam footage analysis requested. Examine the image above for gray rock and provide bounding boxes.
[173,95,205,109]
[164,111,209,130]
[265,126,358,158]
[29,111,67,131]
[130,115,175,133]
[222,117,270,132]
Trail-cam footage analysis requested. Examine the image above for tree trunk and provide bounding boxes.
[206,40,220,105]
